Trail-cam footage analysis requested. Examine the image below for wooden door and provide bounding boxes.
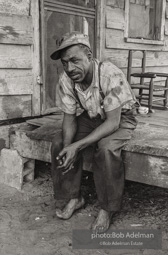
[40,0,96,114]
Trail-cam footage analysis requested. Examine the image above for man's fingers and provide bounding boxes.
[58,149,66,158]
[62,164,74,175]
[58,154,73,169]
[57,159,71,170]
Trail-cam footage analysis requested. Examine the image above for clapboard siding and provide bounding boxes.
[0,0,30,16]
[106,28,168,51]
[106,0,125,9]
[103,49,168,68]
[0,45,32,69]
[0,0,38,121]
[0,70,33,95]
[0,95,32,120]
[104,0,168,63]
[0,14,33,45]
[106,6,125,30]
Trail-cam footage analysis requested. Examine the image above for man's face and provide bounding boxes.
[60,45,91,83]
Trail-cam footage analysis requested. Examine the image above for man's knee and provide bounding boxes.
[96,139,124,159]
[98,139,119,152]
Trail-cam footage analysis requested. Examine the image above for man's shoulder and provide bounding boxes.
[100,60,123,77]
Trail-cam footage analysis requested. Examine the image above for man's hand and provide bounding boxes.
[56,143,79,174]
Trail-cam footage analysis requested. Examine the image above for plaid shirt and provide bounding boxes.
[56,59,136,119]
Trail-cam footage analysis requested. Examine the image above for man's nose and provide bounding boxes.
[67,62,75,72]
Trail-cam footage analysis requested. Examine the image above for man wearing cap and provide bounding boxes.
[51,31,137,233]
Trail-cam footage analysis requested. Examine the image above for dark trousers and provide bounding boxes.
[51,111,137,212]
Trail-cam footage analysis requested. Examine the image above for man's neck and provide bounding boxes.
[81,60,93,90]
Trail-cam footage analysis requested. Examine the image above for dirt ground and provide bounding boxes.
[0,160,168,255]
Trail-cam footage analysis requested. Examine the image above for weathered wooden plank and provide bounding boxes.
[10,130,52,162]
[96,0,106,60]
[103,49,168,68]
[0,123,22,150]
[137,115,168,127]
[0,14,33,45]
[124,125,168,157]
[106,6,125,30]
[0,69,33,95]
[106,29,168,51]
[124,152,168,188]
[166,3,168,18]
[30,0,41,116]
[0,44,32,68]
[26,122,62,141]
[165,20,168,35]
[0,95,32,120]
[106,0,125,9]
[26,116,63,127]
[0,0,30,15]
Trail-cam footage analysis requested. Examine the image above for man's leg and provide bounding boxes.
[91,127,134,232]
[51,112,102,219]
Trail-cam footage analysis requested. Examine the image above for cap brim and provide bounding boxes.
[50,42,91,60]
[50,50,61,60]
[50,42,79,60]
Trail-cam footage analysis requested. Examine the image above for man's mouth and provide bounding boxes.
[69,73,80,80]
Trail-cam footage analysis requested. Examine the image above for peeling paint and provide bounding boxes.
[2,26,19,37]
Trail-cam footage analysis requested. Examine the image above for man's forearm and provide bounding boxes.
[62,113,77,147]
[73,107,121,151]
[74,119,118,151]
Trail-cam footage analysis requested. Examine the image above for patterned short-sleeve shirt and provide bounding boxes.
[56,59,136,119]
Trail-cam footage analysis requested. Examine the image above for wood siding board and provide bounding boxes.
[104,49,168,68]
[0,69,33,95]
[165,20,168,35]
[106,0,125,9]
[0,14,33,45]
[0,45,32,69]
[166,3,168,18]
[30,0,41,116]
[0,95,32,120]
[0,0,30,16]
[106,29,168,51]
[106,6,125,30]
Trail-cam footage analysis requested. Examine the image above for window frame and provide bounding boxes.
[124,0,166,45]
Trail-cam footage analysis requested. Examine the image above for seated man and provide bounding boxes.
[51,31,137,233]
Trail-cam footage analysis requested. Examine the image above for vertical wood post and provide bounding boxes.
[31,0,41,116]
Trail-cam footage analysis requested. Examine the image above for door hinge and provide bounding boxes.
[37,75,43,85]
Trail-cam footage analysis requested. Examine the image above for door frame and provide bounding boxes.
[40,0,105,114]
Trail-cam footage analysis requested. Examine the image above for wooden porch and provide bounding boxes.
[9,108,168,189]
